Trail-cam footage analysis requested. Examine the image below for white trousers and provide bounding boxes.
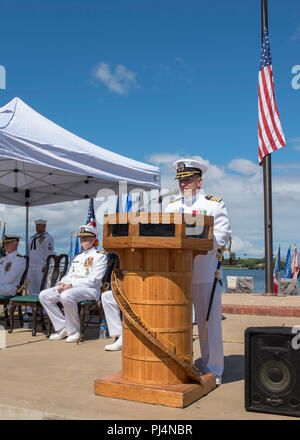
[101,290,122,337]
[192,282,223,378]
[0,284,16,297]
[27,265,44,296]
[39,286,98,335]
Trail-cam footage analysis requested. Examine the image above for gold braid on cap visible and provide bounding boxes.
[176,171,201,178]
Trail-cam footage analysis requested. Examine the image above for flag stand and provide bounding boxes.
[261,0,274,295]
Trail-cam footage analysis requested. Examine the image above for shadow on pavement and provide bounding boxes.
[223,354,244,384]
[193,354,244,384]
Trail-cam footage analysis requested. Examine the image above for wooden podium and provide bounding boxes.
[94,212,217,408]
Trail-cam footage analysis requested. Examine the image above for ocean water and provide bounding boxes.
[222,268,300,294]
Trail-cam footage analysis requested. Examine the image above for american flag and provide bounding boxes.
[86,198,96,228]
[86,198,99,247]
[258,28,286,165]
[273,243,280,295]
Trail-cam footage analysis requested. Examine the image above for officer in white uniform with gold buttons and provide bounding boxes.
[165,159,231,385]
[28,219,54,296]
[39,225,108,343]
[0,235,26,297]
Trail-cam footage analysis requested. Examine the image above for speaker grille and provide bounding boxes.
[245,327,300,417]
[259,359,291,393]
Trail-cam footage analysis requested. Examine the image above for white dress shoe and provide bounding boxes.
[49,328,68,340]
[105,336,122,351]
[216,376,222,386]
[66,331,80,343]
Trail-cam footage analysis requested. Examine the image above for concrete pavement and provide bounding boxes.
[1,294,300,420]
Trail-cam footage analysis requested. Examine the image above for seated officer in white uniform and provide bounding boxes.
[0,234,26,297]
[28,219,54,296]
[165,159,231,385]
[39,225,108,343]
[101,290,122,351]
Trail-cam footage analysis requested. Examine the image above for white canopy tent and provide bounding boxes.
[0,97,160,252]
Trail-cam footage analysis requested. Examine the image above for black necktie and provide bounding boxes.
[30,233,45,250]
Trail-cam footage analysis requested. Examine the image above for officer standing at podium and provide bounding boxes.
[165,159,231,385]
[28,219,54,296]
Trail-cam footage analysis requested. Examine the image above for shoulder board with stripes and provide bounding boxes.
[17,254,24,257]
[96,251,105,254]
[205,195,222,203]
[168,197,181,204]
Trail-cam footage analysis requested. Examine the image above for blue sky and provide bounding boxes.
[0,0,300,258]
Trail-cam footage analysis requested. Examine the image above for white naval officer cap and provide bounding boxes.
[34,219,47,225]
[173,159,208,179]
[4,234,21,243]
[77,224,97,237]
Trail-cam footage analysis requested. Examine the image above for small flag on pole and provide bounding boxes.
[0,221,6,257]
[126,193,132,212]
[116,195,120,213]
[283,244,291,278]
[273,244,281,295]
[291,243,299,280]
[258,28,286,165]
[68,231,73,267]
[74,234,80,256]
[86,198,99,247]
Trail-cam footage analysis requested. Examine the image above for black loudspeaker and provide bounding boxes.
[245,326,300,417]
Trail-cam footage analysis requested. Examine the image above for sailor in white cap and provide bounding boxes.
[39,224,108,343]
[27,219,55,296]
[165,159,231,385]
[0,235,26,297]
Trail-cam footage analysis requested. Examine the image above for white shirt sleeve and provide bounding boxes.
[212,201,231,250]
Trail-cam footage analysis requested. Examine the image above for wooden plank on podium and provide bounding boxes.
[94,372,216,408]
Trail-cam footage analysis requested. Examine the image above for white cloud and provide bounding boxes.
[289,137,300,151]
[291,25,300,41]
[227,158,259,176]
[91,62,140,95]
[2,153,300,260]
[230,236,264,257]
[0,199,92,257]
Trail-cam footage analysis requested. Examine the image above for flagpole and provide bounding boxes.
[261,0,274,294]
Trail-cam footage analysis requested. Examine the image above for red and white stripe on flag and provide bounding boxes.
[258,29,286,165]
[258,65,286,165]
[273,273,279,294]
[291,244,299,280]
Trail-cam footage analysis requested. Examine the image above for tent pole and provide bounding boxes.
[25,204,29,256]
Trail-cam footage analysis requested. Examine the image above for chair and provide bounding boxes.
[78,252,120,342]
[8,254,68,336]
[0,255,29,328]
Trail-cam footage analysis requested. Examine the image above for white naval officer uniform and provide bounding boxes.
[101,290,122,338]
[0,250,26,297]
[28,230,54,295]
[39,247,108,335]
[165,190,231,378]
